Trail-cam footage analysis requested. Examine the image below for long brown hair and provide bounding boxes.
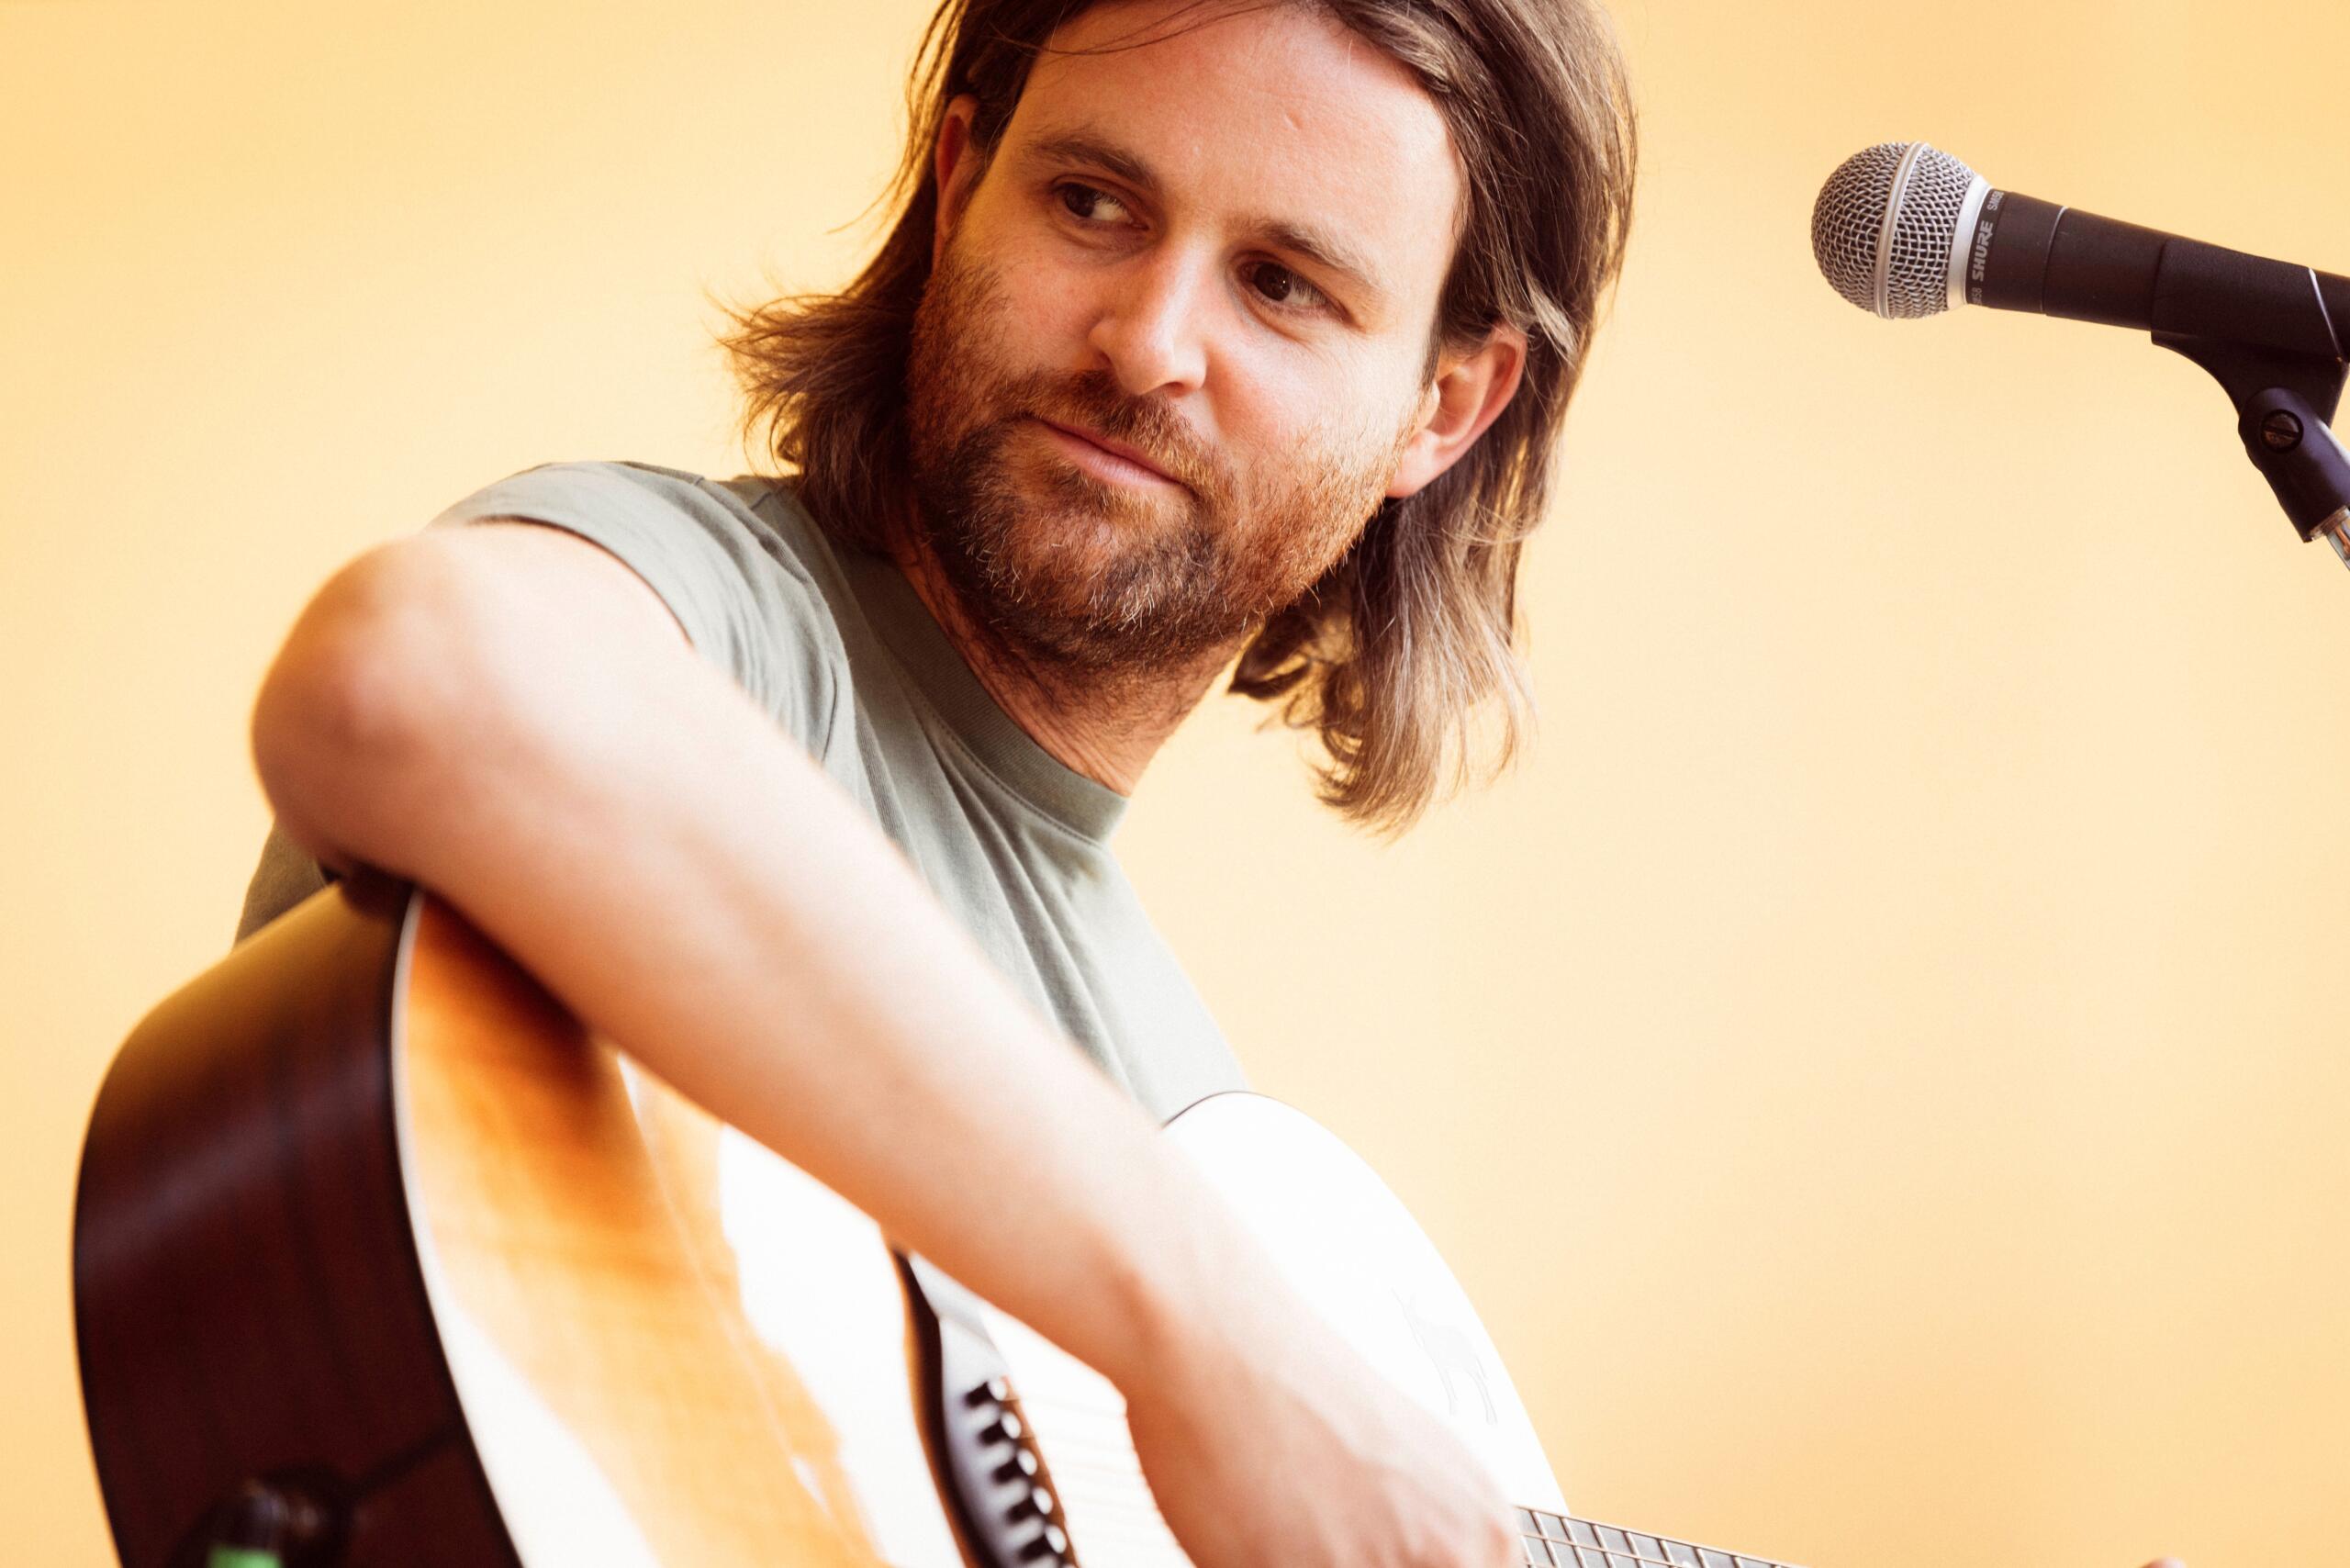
[714,0,1637,834]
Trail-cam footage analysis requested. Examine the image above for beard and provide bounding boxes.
[901,235,1417,679]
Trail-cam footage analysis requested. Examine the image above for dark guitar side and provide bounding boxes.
[73,873,519,1568]
[73,874,1807,1568]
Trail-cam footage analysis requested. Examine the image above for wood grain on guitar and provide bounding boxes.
[73,878,1805,1568]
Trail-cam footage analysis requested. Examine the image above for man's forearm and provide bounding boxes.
[248,532,1274,1395]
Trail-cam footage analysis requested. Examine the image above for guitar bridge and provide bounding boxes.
[901,1253,1076,1568]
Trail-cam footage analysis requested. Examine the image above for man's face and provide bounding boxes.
[903,0,1469,677]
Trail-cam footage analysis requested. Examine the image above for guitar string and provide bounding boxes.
[1016,1406,1796,1568]
[997,1318,1800,1567]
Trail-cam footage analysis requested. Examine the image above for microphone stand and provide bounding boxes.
[2154,334,2350,568]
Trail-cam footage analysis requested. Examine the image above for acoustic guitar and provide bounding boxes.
[74,873,1805,1568]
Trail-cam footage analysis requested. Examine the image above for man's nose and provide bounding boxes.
[1085,247,1211,400]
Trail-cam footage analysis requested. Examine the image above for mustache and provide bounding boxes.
[1014,370,1217,494]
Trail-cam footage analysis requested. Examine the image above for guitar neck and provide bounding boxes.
[1518,1507,1805,1568]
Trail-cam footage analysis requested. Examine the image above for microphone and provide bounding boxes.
[1809,140,2350,359]
[1810,140,2350,567]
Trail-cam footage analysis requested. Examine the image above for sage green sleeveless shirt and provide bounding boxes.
[236,459,1245,1122]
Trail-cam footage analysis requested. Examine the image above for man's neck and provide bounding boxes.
[886,536,1237,798]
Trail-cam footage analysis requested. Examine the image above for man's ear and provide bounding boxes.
[932,95,983,269]
[1387,325,1528,498]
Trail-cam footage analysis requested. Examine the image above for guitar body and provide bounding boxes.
[78,879,1775,1568]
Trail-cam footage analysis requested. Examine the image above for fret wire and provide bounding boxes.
[1517,1511,1801,1568]
[1002,1388,1804,1567]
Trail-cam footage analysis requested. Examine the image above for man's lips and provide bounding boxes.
[1033,416,1181,486]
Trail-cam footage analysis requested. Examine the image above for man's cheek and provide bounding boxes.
[995,263,1102,357]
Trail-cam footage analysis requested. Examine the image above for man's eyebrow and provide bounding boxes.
[1017,129,1393,305]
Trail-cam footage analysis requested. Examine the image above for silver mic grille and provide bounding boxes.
[1811,140,1986,319]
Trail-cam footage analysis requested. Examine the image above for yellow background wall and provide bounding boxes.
[7,0,2344,1564]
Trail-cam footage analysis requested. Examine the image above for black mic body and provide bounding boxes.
[1813,140,2350,561]
[1966,187,2350,360]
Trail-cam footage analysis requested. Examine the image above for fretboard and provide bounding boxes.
[1517,1507,1806,1568]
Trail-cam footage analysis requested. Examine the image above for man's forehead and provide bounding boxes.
[1003,0,1462,312]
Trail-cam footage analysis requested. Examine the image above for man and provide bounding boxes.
[240,0,1636,1561]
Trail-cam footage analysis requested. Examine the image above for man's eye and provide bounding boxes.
[1056,182,1129,224]
[1243,260,1326,312]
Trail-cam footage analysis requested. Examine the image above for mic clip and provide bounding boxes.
[2154,332,2350,566]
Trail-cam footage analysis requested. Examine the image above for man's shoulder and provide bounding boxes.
[429,457,865,747]
[464,458,823,556]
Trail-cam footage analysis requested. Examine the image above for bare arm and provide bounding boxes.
[252,519,1220,1383]
[251,519,1516,1567]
